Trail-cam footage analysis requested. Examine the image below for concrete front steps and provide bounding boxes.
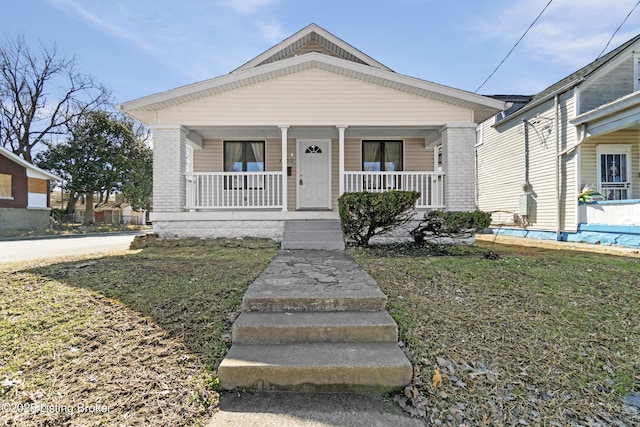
[281,220,345,250]
[217,250,412,393]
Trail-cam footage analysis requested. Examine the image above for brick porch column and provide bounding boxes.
[440,123,477,212]
[152,126,187,213]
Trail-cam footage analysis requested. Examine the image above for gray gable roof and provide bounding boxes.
[531,33,640,103]
[492,33,640,124]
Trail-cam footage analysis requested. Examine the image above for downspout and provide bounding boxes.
[554,94,561,241]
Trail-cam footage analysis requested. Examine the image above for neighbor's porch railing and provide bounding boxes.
[343,171,444,208]
[185,172,283,209]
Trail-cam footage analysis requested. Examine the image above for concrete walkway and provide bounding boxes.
[213,247,419,425]
[209,392,425,426]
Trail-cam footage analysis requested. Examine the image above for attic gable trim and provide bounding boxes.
[232,23,392,73]
[571,91,640,125]
[120,52,506,115]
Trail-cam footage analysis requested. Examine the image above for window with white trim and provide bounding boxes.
[223,141,265,189]
[596,144,632,200]
[475,124,483,147]
[362,140,403,189]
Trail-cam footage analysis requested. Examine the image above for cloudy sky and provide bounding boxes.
[4,0,640,104]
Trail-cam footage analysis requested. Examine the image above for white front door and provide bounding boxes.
[297,139,331,210]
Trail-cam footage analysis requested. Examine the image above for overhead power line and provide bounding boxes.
[474,0,554,94]
[595,0,640,60]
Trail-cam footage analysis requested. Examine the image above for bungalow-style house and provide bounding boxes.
[120,24,506,239]
[0,146,62,230]
[477,34,640,248]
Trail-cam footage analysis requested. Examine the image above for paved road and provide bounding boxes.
[0,233,138,264]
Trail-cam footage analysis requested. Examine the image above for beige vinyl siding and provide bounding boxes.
[344,138,361,171]
[405,139,435,171]
[156,68,472,126]
[193,138,281,172]
[193,140,220,171]
[580,130,640,200]
[580,57,634,113]
[343,138,434,171]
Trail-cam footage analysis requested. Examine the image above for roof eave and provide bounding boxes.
[0,147,63,181]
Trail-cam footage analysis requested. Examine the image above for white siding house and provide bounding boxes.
[478,34,640,248]
[120,24,506,239]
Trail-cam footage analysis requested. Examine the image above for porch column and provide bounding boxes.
[279,125,289,212]
[440,123,477,211]
[337,125,348,196]
[151,125,187,213]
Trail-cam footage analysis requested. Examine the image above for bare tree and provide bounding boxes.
[0,35,110,162]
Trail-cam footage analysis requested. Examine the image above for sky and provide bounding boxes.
[3,0,640,105]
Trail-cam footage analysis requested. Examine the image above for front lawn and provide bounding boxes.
[352,242,640,425]
[1,238,638,426]
[0,240,278,426]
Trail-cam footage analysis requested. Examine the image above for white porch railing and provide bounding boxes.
[343,171,445,208]
[185,172,283,209]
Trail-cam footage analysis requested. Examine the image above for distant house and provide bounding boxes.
[477,34,640,248]
[120,23,506,239]
[0,146,62,230]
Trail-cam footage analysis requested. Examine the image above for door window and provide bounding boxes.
[597,144,631,200]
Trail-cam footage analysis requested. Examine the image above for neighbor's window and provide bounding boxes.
[597,144,632,200]
[475,124,484,147]
[362,140,403,172]
[0,173,12,199]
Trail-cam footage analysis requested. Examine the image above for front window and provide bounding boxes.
[224,141,265,189]
[362,140,403,189]
[224,141,265,172]
[597,144,632,200]
[362,140,403,172]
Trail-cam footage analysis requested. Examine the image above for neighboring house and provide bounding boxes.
[0,146,62,230]
[120,23,506,239]
[477,34,640,248]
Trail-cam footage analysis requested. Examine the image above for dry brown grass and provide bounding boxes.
[352,241,640,425]
[0,239,278,426]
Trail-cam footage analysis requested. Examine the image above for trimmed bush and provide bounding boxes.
[338,191,420,246]
[410,210,491,244]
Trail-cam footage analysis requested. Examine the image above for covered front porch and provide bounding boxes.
[148,123,476,239]
[149,123,475,238]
